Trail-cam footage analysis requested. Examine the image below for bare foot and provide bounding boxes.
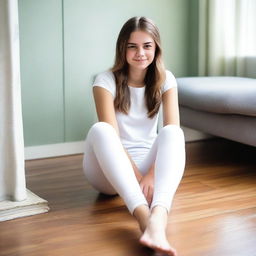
[139,206,177,256]
[133,204,150,232]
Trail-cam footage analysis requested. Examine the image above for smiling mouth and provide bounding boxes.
[133,59,147,61]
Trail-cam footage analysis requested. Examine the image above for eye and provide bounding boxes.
[144,44,152,49]
[127,45,136,49]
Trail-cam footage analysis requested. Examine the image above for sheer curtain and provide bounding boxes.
[198,0,256,76]
[0,0,26,201]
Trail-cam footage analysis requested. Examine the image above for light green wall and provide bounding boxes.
[187,0,199,76]
[19,0,64,146]
[19,0,190,146]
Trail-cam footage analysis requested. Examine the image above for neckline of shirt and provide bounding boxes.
[128,85,145,89]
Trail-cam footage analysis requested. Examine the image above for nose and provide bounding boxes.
[136,47,145,57]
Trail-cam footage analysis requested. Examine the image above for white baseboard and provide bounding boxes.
[25,141,85,160]
[24,127,211,160]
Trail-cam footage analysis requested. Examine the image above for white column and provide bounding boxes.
[0,0,26,202]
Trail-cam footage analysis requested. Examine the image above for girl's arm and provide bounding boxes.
[93,86,120,133]
[93,86,142,181]
[162,87,180,126]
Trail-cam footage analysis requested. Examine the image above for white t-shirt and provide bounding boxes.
[92,70,177,154]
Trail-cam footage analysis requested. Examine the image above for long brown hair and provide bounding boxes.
[111,16,166,118]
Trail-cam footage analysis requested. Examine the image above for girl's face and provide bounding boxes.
[126,30,156,71]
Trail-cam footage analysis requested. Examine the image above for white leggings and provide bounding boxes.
[83,122,185,214]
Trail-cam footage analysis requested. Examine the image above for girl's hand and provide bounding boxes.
[139,171,154,205]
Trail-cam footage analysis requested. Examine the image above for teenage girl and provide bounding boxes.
[83,16,185,256]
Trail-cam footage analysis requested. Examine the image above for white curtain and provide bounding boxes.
[198,0,256,76]
[0,0,27,201]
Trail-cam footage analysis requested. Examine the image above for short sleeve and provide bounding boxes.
[161,70,177,94]
[92,71,116,97]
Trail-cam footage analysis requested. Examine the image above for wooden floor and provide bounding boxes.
[1,139,256,256]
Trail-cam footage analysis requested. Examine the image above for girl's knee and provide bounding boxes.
[91,121,113,131]
[159,124,184,141]
[88,122,116,137]
[161,124,183,135]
